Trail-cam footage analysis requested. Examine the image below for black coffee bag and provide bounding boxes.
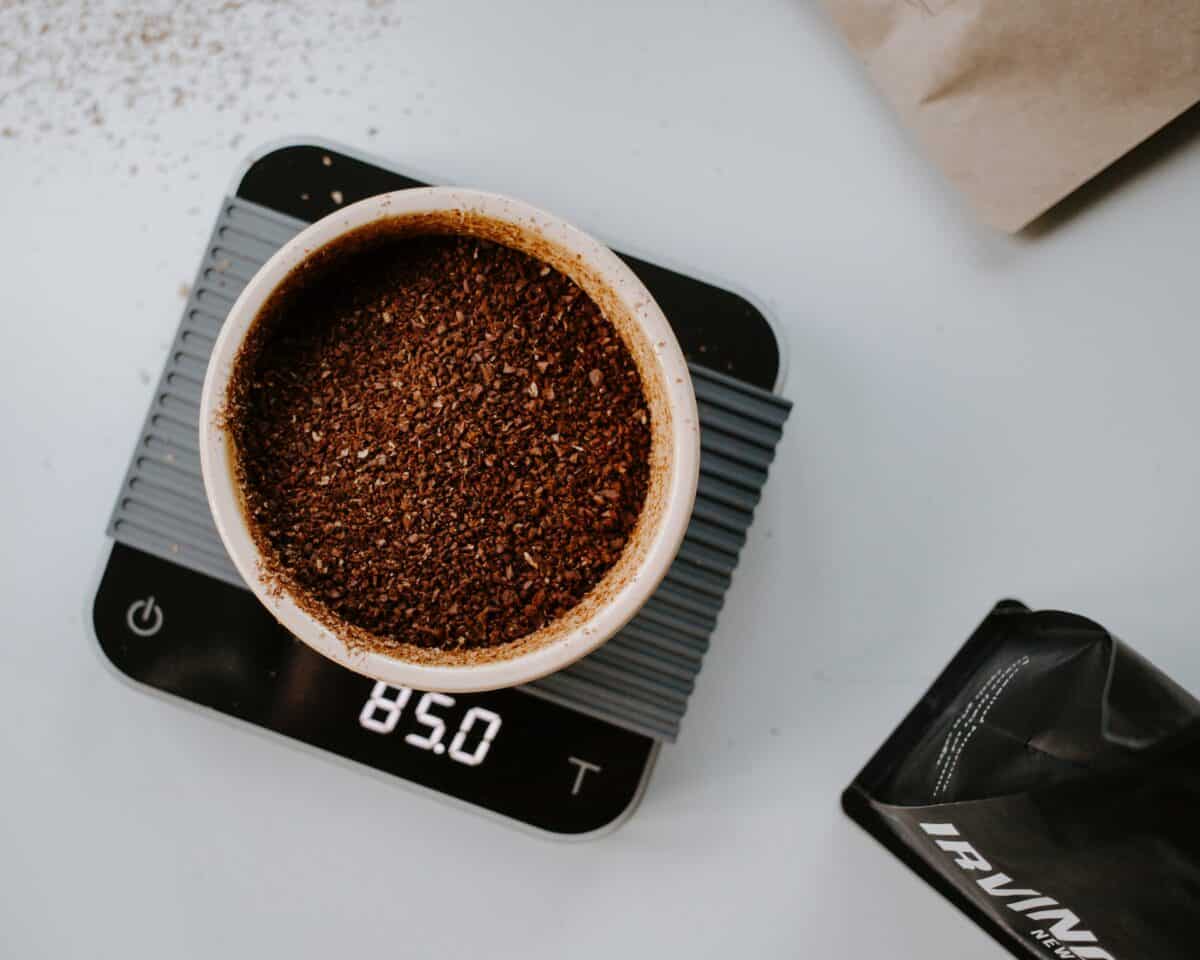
[844,601,1200,960]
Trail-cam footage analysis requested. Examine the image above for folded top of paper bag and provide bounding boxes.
[821,0,1200,231]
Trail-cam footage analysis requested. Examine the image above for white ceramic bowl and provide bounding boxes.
[199,187,699,692]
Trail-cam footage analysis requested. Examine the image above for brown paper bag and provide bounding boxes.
[820,0,1200,231]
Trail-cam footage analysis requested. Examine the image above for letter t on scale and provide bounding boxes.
[568,757,603,796]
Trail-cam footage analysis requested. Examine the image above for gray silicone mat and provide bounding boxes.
[107,197,791,741]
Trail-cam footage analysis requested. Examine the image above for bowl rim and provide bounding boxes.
[198,186,700,692]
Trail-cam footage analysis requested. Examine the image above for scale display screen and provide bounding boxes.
[96,544,655,835]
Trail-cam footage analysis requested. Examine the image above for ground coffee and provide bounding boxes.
[226,231,652,655]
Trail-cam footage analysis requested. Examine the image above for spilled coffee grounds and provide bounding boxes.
[227,233,652,652]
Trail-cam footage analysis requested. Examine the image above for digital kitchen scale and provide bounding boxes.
[91,143,791,837]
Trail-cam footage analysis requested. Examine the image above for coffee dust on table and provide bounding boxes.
[226,231,652,655]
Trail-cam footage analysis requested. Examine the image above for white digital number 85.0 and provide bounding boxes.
[358,683,503,767]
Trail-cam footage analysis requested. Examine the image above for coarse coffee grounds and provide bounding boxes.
[226,231,652,655]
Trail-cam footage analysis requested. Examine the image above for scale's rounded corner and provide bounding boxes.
[721,279,791,397]
[86,544,145,687]
[537,742,661,843]
[86,543,183,702]
[228,136,327,193]
[228,137,435,200]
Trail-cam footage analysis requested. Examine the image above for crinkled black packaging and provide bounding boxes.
[843,600,1200,960]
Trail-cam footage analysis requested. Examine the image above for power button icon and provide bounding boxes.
[126,596,164,637]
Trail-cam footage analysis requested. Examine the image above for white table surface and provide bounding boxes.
[3,2,1199,957]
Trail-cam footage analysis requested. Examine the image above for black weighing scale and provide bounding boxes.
[91,143,791,837]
